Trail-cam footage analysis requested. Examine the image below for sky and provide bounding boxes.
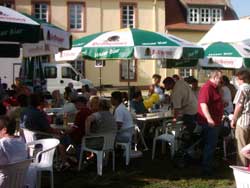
[230,0,250,17]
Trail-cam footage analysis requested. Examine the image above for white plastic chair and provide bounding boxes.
[0,159,32,188]
[152,120,183,160]
[116,126,134,166]
[26,138,60,188]
[230,166,250,188]
[22,128,37,143]
[78,133,116,176]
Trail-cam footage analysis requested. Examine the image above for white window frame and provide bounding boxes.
[121,4,136,28]
[69,3,84,31]
[120,60,136,81]
[33,3,49,22]
[188,7,223,24]
[200,8,211,24]
[211,8,222,24]
[179,68,192,78]
[188,8,199,24]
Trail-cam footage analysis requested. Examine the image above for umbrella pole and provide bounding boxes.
[99,67,102,96]
[127,60,131,111]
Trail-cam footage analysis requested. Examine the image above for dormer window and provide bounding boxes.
[188,7,222,24]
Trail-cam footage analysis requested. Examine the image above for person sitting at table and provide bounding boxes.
[131,90,148,115]
[111,91,134,143]
[20,93,61,135]
[85,98,117,150]
[163,77,197,133]
[0,116,27,164]
[66,96,92,146]
[0,116,31,186]
[51,90,64,108]
[54,96,92,168]
[148,74,165,109]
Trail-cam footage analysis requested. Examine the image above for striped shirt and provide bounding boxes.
[233,83,250,128]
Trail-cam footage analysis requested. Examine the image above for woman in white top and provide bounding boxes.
[0,116,29,187]
[111,91,134,143]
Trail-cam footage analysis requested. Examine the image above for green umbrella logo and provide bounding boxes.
[107,35,120,42]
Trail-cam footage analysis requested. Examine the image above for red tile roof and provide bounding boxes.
[165,0,238,32]
[180,0,227,6]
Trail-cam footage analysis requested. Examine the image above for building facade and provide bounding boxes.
[0,0,238,87]
[165,0,238,79]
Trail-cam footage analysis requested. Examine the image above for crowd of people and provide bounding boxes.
[0,69,250,184]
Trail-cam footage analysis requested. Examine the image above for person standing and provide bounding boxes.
[230,70,250,166]
[163,77,197,133]
[197,70,224,176]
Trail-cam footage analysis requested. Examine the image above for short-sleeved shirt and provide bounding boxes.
[197,80,224,126]
[171,79,197,115]
[233,83,250,128]
[114,103,133,139]
[0,137,27,165]
[70,107,92,144]
[20,107,50,132]
[91,111,117,134]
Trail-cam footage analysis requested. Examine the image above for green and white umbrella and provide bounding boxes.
[0,6,42,43]
[199,42,250,69]
[55,28,204,62]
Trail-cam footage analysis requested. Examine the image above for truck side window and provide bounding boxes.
[44,67,57,78]
[62,67,77,80]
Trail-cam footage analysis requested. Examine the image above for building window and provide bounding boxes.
[44,67,57,78]
[179,68,192,78]
[68,3,84,31]
[121,4,136,28]
[188,7,222,24]
[33,2,49,22]
[212,8,222,23]
[120,60,137,81]
[0,0,15,8]
[200,8,210,24]
[188,8,199,24]
[62,67,77,80]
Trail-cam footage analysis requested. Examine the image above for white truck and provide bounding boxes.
[0,57,22,88]
[20,61,94,93]
[42,62,93,93]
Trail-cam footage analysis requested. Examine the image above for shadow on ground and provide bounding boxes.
[41,147,236,188]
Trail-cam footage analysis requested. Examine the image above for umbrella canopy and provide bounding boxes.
[198,20,250,45]
[199,42,250,69]
[21,13,71,57]
[55,28,204,62]
[0,6,42,43]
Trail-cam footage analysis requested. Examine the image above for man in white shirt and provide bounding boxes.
[111,91,134,143]
[163,77,197,133]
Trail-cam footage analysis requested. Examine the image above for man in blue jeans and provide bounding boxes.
[197,70,224,176]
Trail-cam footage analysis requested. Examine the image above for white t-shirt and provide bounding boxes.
[114,103,133,139]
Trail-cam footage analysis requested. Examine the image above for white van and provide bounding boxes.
[43,62,93,93]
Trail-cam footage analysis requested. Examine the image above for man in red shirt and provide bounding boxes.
[197,70,224,176]
[69,96,92,145]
